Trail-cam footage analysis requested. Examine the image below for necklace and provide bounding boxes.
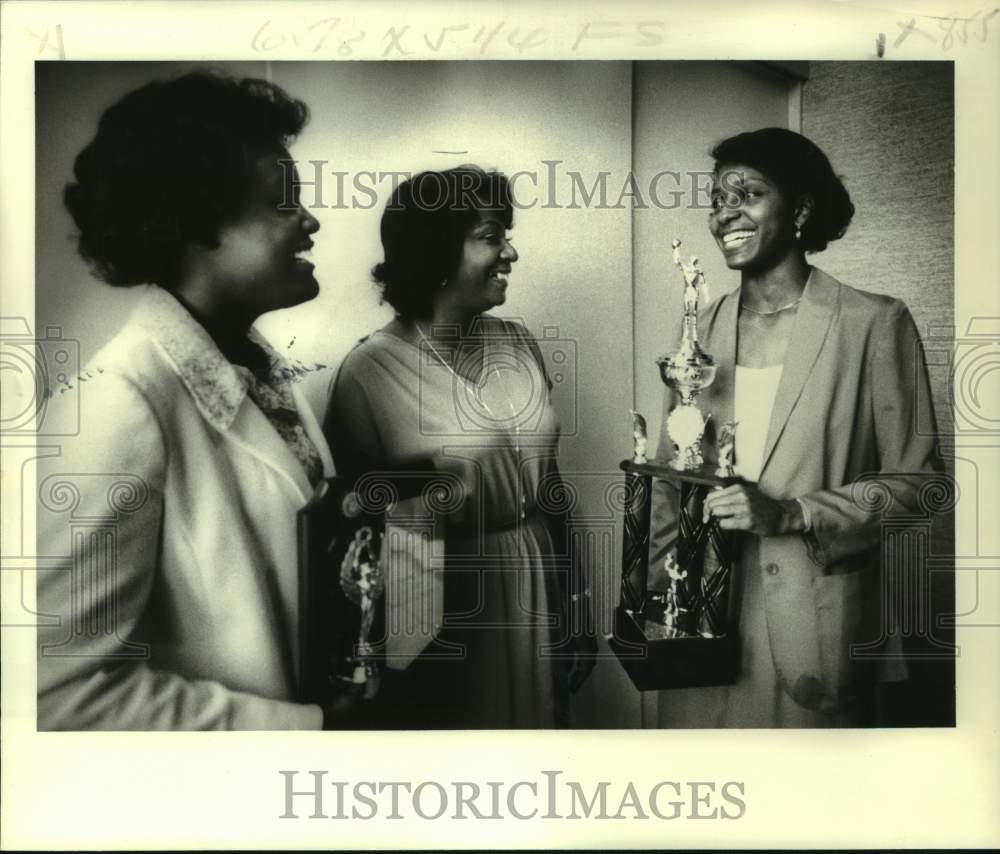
[739,297,801,316]
[415,323,519,438]
[415,322,528,520]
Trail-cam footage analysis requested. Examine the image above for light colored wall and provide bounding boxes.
[267,60,632,436]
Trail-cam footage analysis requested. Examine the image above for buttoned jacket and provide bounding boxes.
[651,268,946,712]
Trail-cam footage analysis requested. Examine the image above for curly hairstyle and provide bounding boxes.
[64,70,309,287]
[373,166,514,320]
[710,127,854,254]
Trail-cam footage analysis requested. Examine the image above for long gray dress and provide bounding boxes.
[324,316,569,728]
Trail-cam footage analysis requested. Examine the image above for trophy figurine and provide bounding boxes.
[661,553,690,638]
[715,420,738,478]
[630,409,648,464]
[656,239,717,471]
[338,525,385,700]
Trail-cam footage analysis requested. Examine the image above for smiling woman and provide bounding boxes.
[36,71,349,731]
[323,166,597,729]
[186,151,320,322]
[448,209,519,313]
[650,127,943,728]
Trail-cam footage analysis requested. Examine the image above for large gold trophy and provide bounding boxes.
[611,239,740,690]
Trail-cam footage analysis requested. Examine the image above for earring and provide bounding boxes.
[794,225,802,241]
[440,279,448,289]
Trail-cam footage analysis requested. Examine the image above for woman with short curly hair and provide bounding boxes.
[37,70,348,730]
[651,127,942,727]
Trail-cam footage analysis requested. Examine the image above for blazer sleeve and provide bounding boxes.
[796,299,945,567]
[36,373,322,730]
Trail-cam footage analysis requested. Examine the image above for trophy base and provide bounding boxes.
[609,603,739,691]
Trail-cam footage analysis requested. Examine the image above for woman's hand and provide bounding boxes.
[703,484,805,537]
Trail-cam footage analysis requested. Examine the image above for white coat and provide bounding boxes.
[36,285,334,730]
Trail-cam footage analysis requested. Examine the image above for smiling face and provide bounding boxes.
[708,163,801,273]
[446,209,518,314]
[198,148,320,320]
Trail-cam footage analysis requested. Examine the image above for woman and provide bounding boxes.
[324,166,596,728]
[651,128,943,727]
[36,71,346,729]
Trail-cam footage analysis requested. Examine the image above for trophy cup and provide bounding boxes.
[656,240,717,471]
[610,239,740,690]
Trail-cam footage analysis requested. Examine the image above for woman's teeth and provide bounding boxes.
[488,272,508,285]
[722,230,754,248]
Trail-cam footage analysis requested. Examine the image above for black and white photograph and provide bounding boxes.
[2,1,998,850]
[30,57,956,731]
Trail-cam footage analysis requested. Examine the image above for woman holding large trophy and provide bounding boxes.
[650,128,942,727]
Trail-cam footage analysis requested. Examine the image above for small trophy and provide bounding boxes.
[656,239,717,471]
[338,525,385,699]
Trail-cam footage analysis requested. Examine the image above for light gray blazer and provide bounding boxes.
[651,267,945,713]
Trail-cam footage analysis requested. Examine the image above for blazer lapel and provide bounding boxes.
[225,398,314,504]
[292,383,336,478]
[758,268,839,478]
[135,285,316,504]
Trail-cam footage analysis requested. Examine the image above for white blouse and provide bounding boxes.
[733,364,784,482]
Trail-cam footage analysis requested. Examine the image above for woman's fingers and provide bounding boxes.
[707,496,744,515]
[704,484,789,535]
[717,515,747,530]
[704,485,772,533]
[703,485,749,521]
[702,485,728,521]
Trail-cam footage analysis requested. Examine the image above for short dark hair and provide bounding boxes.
[64,70,309,287]
[710,127,854,253]
[373,166,514,320]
